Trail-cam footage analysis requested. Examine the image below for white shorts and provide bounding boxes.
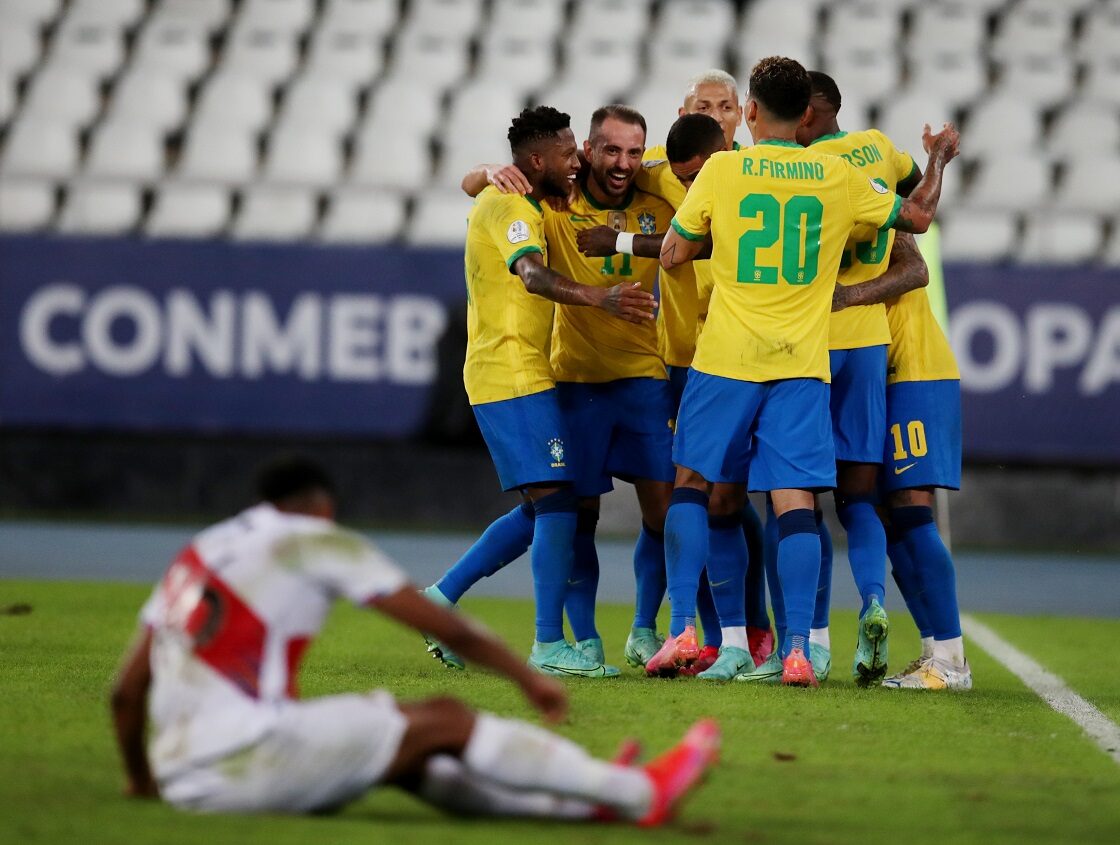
[159,691,408,814]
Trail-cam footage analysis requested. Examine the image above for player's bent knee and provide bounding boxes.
[708,485,746,516]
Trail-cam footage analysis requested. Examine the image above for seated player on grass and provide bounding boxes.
[109,457,719,824]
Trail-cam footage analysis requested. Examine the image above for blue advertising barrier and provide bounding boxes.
[0,236,464,437]
[1,236,1118,462]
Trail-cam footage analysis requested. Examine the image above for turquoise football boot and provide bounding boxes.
[732,649,782,684]
[852,598,889,687]
[419,586,465,670]
[530,640,620,678]
[696,645,755,681]
[623,626,664,668]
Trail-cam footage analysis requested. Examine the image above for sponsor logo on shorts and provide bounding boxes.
[894,462,917,475]
[548,437,566,468]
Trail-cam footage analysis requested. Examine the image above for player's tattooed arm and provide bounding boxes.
[513,252,656,323]
[659,226,707,270]
[832,233,927,312]
[461,163,532,198]
[372,587,569,723]
[894,123,960,234]
[110,627,159,799]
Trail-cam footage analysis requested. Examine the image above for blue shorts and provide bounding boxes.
[473,389,575,492]
[882,379,962,492]
[673,370,835,492]
[556,378,676,497]
[829,345,887,464]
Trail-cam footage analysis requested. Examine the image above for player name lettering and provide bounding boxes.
[741,158,825,181]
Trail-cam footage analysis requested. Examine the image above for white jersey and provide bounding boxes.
[140,503,408,781]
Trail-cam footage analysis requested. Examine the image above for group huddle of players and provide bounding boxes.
[424,56,972,692]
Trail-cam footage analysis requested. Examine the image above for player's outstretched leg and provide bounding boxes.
[882,523,934,685]
[741,497,775,666]
[738,497,784,684]
[566,506,605,662]
[626,522,667,667]
[696,512,755,681]
[808,509,833,682]
[836,488,890,687]
[647,487,708,676]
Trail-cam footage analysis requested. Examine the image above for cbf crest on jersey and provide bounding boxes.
[638,212,657,235]
[547,437,566,468]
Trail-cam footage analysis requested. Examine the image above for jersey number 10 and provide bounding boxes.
[737,193,824,286]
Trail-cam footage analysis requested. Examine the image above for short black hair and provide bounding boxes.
[589,104,647,142]
[256,456,335,504]
[665,113,725,163]
[808,70,842,112]
[748,56,812,121]
[508,106,571,155]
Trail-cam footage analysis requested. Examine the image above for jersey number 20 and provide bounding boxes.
[737,193,823,286]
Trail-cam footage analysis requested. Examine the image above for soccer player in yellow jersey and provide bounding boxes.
[451,106,655,679]
[654,56,960,685]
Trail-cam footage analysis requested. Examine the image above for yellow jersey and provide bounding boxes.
[808,129,919,351]
[543,185,675,382]
[886,289,960,383]
[637,145,687,209]
[463,187,555,405]
[672,140,903,383]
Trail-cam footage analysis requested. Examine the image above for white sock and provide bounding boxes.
[933,636,965,667]
[809,627,830,650]
[419,755,593,819]
[721,626,748,650]
[463,714,652,820]
[921,636,935,659]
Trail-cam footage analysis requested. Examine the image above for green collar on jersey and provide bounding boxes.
[810,131,849,145]
[580,183,635,211]
[524,195,543,213]
[755,138,802,148]
[732,141,741,150]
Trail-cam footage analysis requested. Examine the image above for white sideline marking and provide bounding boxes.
[962,613,1120,765]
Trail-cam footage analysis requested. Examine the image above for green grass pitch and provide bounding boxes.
[2,579,1118,844]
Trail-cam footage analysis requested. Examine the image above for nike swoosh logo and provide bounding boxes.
[894,463,917,475]
[567,579,584,586]
[569,215,593,222]
[708,578,732,588]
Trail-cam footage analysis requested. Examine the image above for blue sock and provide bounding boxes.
[813,509,833,630]
[564,509,600,641]
[665,488,709,637]
[887,522,933,638]
[696,575,722,647]
[764,497,786,650]
[436,502,534,603]
[836,494,887,614]
[895,506,962,640]
[742,499,769,629]
[776,508,821,659]
[708,512,747,628]
[632,522,666,630]
[530,488,578,644]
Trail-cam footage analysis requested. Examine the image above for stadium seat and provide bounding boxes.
[1080,55,1120,108]
[904,50,988,110]
[407,189,471,246]
[177,125,258,184]
[319,188,406,243]
[653,0,734,45]
[1104,223,1120,267]
[277,77,357,138]
[192,73,273,133]
[1047,104,1120,157]
[628,83,689,150]
[65,0,145,29]
[405,0,484,38]
[47,20,125,79]
[303,28,385,90]
[821,48,901,103]
[993,53,1075,109]
[940,209,1019,262]
[105,70,189,133]
[0,118,79,178]
[444,84,523,150]
[388,31,471,92]
[232,185,317,241]
[350,132,432,191]
[475,34,558,98]
[963,95,1042,157]
[146,182,231,238]
[908,3,987,55]
[361,78,442,139]
[220,26,299,85]
[262,128,342,187]
[962,153,1052,212]
[990,1,1072,59]
[150,0,231,33]
[0,0,62,28]
[823,2,901,57]
[646,37,727,90]
[84,121,165,182]
[736,37,815,82]
[867,93,948,161]
[532,82,620,142]
[132,19,212,82]
[0,21,41,78]
[1078,4,1120,60]
[435,136,514,188]
[0,72,14,125]
[489,0,566,40]
[558,39,641,101]
[1018,212,1104,264]
[238,0,315,35]
[319,0,400,37]
[58,180,142,235]
[738,0,818,48]
[20,66,100,129]
[0,178,56,231]
[569,0,652,45]
[1053,155,1120,215]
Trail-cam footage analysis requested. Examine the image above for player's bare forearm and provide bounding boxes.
[110,628,158,798]
[461,165,490,198]
[513,254,655,322]
[833,234,927,311]
[575,225,664,258]
[659,227,705,270]
[460,163,531,198]
[895,123,960,234]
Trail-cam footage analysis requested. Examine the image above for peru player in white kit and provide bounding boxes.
[110,458,717,825]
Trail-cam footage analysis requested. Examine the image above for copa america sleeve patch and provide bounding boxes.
[507,220,530,244]
[870,178,889,194]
